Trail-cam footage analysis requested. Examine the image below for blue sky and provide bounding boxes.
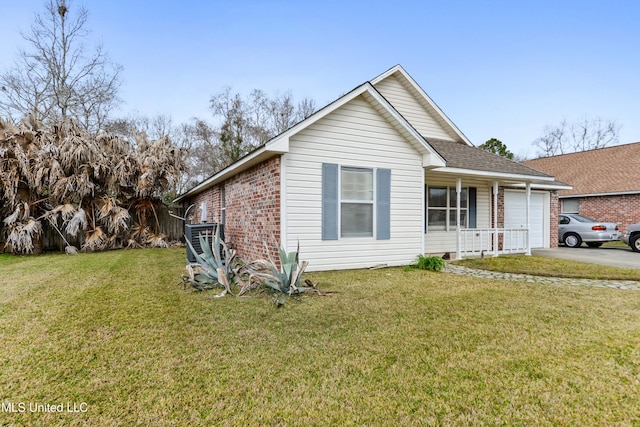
[1,0,638,158]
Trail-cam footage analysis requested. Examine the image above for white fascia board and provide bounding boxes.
[509,182,573,191]
[372,65,473,146]
[559,190,640,198]
[422,153,446,168]
[365,87,446,167]
[370,64,402,85]
[266,136,289,153]
[431,166,556,183]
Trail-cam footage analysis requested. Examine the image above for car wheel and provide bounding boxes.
[631,235,640,253]
[564,233,582,248]
[586,242,603,248]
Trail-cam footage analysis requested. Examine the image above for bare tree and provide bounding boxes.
[0,0,122,133]
[205,87,317,174]
[269,92,297,135]
[105,114,175,143]
[180,118,222,186]
[533,116,621,157]
[297,97,317,120]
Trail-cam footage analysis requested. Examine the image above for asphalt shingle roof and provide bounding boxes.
[522,142,640,196]
[427,138,552,178]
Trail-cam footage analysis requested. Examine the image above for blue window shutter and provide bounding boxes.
[376,168,391,240]
[321,163,339,240]
[468,187,477,228]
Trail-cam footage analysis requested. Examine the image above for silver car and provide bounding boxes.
[558,213,620,248]
[622,223,640,252]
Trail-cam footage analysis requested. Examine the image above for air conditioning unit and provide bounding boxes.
[185,223,224,263]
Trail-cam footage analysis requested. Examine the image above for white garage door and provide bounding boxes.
[504,191,546,248]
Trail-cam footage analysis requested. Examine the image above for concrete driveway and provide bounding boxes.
[532,246,640,269]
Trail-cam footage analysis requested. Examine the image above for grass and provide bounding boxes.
[602,240,629,248]
[457,255,640,281]
[1,248,640,425]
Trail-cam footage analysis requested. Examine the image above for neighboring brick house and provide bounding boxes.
[176,65,568,271]
[523,142,640,234]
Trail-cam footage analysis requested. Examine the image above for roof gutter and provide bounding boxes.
[429,166,556,183]
[559,190,640,198]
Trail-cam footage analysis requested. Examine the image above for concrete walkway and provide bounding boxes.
[444,264,640,290]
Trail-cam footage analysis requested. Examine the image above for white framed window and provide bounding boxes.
[427,186,468,232]
[340,167,374,238]
[561,198,579,214]
[322,163,390,241]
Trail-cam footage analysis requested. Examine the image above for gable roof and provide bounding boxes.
[523,142,640,197]
[371,65,473,146]
[175,81,446,202]
[175,65,566,202]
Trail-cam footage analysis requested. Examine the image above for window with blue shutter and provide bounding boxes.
[376,169,391,239]
[322,164,391,240]
[321,163,339,240]
[468,187,477,228]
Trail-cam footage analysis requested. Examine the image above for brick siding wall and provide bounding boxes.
[567,194,640,234]
[190,187,221,224]
[186,156,281,263]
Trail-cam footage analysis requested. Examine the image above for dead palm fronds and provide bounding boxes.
[126,238,142,249]
[4,218,42,254]
[3,203,28,226]
[99,204,130,235]
[146,231,169,248]
[64,207,87,237]
[135,199,160,230]
[41,203,76,224]
[1,116,184,254]
[130,224,151,243]
[82,227,107,252]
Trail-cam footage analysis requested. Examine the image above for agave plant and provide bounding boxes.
[251,241,312,306]
[183,226,237,297]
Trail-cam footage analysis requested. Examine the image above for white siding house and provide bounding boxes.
[176,65,569,271]
[284,96,425,271]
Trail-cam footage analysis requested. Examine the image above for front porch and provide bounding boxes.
[458,227,529,258]
[424,176,540,260]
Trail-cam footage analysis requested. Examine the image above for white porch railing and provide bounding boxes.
[459,228,529,258]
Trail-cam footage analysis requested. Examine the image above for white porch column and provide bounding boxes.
[493,181,499,257]
[456,178,461,260]
[421,178,425,255]
[526,182,532,256]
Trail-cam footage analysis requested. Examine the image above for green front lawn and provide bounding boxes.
[457,255,640,281]
[1,248,640,425]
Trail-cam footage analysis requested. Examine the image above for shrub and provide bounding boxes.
[182,236,326,306]
[183,226,239,296]
[250,242,314,306]
[412,254,445,272]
